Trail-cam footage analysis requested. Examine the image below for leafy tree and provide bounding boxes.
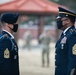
[49,0,76,12]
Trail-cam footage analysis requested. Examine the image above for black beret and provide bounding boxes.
[57,7,76,19]
[0,12,19,24]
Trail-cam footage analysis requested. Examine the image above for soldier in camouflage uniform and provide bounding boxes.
[39,30,51,67]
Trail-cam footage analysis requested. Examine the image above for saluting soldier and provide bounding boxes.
[55,7,76,75]
[0,12,19,75]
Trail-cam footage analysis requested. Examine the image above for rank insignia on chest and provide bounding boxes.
[72,44,76,55]
[4,48,10,58]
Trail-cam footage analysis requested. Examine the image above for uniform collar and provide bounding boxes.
[2,29,14,39]
[63,26,75,35]
[63,26,71,35]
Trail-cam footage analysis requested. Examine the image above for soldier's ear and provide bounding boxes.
[6,23,9,26]
[6,23,11,27]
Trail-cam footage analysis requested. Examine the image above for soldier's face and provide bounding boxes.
[61,17,71,30]
[61,17,69,26]
[8,24,13,29]
[7,23,18,32]
[56,17,69,30]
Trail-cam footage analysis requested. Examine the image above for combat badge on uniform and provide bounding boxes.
[72,44,76,55]
[4,48,10,58]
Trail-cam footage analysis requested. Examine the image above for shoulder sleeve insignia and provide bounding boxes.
[3,34,8,39]
[4,48,10,58]
[72,44,76,55]
[0,34,8,40]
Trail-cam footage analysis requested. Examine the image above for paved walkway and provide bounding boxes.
[19,43,55,75]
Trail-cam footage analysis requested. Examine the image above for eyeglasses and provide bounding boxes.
[56,19,68,22]
[61,19,68,22]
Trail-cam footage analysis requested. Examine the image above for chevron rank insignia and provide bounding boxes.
[72,44,76,55]
[4,48,10,58]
